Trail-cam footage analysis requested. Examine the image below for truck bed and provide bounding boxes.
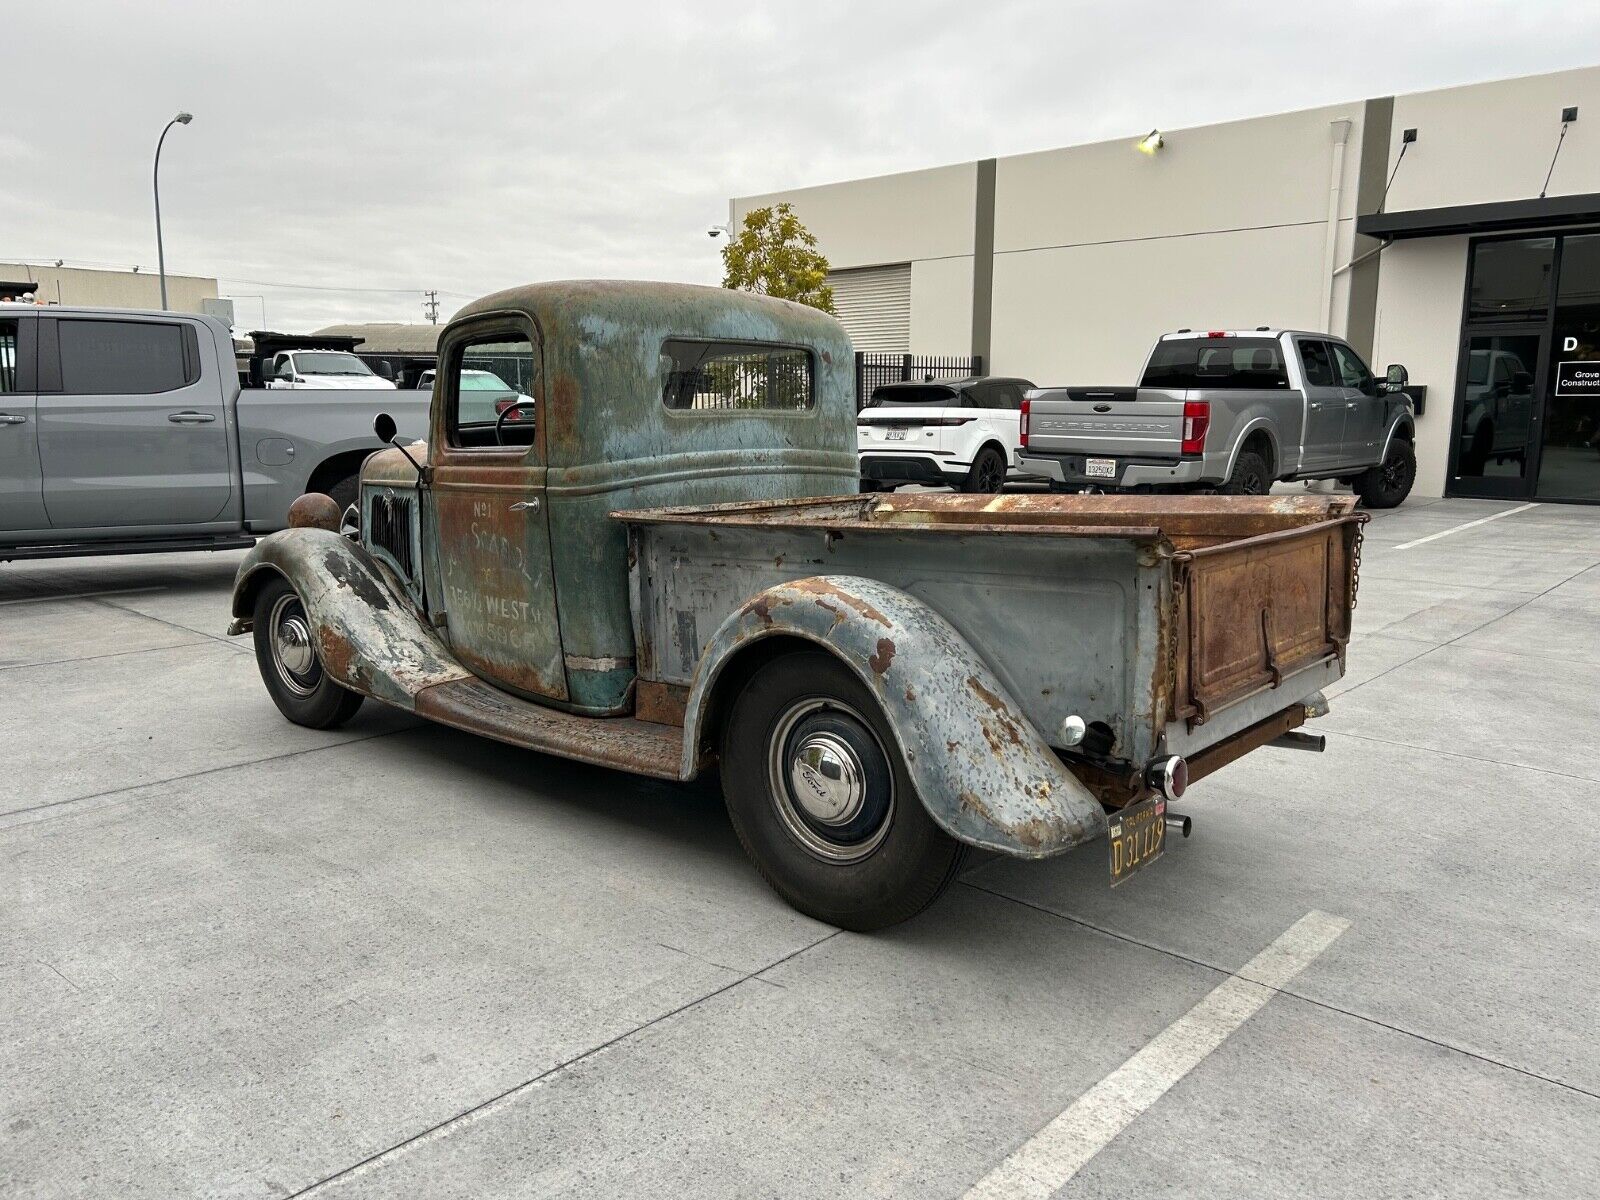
[620,493,1363,780]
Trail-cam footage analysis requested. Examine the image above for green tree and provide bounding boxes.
[720,203,836,314]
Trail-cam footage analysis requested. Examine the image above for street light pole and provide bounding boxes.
[153,112,193,310]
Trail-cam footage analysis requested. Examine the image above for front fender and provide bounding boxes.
[682,575,1107,859]
[1380,412,1416,460]
[230,528,469,709]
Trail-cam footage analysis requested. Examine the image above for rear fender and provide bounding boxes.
[230,528,469,709]
[683,575,1107,858]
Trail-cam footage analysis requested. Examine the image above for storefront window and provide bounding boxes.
[1536,234,1600,500]
[1468,237,1555,322]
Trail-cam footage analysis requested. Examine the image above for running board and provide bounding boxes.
[0,535,256,561]
[413,676,685,781]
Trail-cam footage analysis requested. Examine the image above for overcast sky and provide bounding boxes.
[5,1,1596,330]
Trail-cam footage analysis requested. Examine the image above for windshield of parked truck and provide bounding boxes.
[867,384,956,407]
[1142,338,1288,390]
[292,351,374,377]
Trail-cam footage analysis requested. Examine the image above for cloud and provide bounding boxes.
[3,0,1593,328]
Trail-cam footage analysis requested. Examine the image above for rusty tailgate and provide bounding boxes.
[1172,510,1365,728]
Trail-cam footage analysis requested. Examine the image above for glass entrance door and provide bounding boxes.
[1536,233,1600,501]
[1448,328,1545,499]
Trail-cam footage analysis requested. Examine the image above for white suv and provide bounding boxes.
[857,376,1035,493]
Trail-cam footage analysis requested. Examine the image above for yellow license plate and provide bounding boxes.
[1108,795,1166,886]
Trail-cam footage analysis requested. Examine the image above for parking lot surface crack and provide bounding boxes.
[278,928,842,1198]
[961,879,1600,1105]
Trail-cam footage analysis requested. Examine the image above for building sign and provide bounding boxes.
[1555,360,1600,397]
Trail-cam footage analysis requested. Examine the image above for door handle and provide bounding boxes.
[509,498,541,513]
[0,413,26,425]
[167,411,217,423]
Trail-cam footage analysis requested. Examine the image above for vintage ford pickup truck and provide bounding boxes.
[228,281,1364,929]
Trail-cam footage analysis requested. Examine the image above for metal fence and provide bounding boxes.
[854,353,983,410]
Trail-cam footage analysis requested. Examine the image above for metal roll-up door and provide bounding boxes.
[826,264,911,352]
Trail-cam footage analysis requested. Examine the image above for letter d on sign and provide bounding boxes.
[1565,336,1579,352]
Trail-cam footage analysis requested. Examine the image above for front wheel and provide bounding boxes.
[960,445,1007,494]
[252,577,365,729]
[1355,439,1416,509]
[719,651,966,930]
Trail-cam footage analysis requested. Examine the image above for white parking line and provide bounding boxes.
[1390,502,1538,551]
[963,910,1350,1200]
[0,586,165,607]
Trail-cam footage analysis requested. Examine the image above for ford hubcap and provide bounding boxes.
[767,698,894,863]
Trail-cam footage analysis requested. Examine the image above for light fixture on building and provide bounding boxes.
[1135,129,1164,156]
[707,223,732,239]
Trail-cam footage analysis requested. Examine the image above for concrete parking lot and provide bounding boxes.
[3,495,1599,1199]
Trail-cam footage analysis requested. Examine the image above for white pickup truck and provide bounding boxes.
[1018,329,1418,508]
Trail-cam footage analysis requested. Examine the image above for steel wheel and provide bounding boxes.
[268,590,321,698]
[251,576,365,730]
[719,650,966,929]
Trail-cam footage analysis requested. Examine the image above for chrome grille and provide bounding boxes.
[368,491,414,579]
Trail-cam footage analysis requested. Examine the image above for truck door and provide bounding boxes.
[37,315,233,528]
[1294,337,1347,473]
[0,315,47,532]
[1330,342,1385,467]
[427,319,567,701]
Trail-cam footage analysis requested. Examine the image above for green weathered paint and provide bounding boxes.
[428,281,858,711]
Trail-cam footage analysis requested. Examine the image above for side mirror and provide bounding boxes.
[1512,370,1533,391]
[1384,364,1408,388]
[374,361,394,381]
[373,412,398,444]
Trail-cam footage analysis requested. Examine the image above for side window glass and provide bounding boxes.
[0,320,17,392]
[1299,340,1336,388]
[58,319,191,395]
[448,333,538,450]
[961,383,992,409]
[1331,343,1374,393]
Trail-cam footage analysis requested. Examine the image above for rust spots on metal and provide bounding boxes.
[635,679,690,727]
[288,492,341,532]
[956,789,1053,851]
[788,577,891,627]
[745,594,777,627]
[316,626,358,686]
[549,373,581,456]
[868,636,896,677]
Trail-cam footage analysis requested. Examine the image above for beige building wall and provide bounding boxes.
[1370,237,1471,499]
[733,164,977,355]
[989,100,1375,382]
[1386,65,1599,210]
[0,264,218,313]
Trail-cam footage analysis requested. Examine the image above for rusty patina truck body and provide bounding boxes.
[230,280,1363,929]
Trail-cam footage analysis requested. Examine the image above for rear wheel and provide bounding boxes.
[251,577,364,729]
[961,446,1007,494]
[720,651,966,930]
[1218,449,1271,496]
[1355,439,1416,509]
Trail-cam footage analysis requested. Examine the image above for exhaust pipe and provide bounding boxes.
[1269,731,1326,753]
[1165,812,1192,838]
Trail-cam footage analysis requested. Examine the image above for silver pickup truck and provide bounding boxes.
[1018,329,1417,508]
[0,304,428,561]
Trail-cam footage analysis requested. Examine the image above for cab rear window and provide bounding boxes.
[661,339,813,411]
[1141,338,1288,390]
